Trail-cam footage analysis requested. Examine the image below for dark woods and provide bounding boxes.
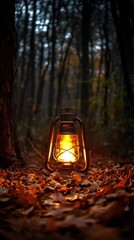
[0,0,134,167]
[14,0,134,153]
[0,3,134,240]
[15,0,134,117]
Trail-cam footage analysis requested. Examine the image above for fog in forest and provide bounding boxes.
[14,0,134,155]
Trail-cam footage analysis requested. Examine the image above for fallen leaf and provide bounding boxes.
[100,197,129,223]
[11,184,38,208]
[72,173,82,183]
[81,179,91,186]
[95,186,111,197]
[115,175,129,188]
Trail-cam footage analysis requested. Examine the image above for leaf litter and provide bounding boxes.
[0,152,134,239]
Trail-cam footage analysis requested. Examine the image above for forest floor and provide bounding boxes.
[0,149,134,240]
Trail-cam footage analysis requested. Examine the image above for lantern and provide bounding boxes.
[46,109,89,172]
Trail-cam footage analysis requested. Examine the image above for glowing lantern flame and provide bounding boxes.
[54,134,79,163]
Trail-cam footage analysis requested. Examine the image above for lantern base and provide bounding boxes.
[47,159,87,172]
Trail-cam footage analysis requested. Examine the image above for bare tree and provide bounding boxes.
[80,0,92,117]
[48,0,56,117]
[0,0,22,168]
[110,0,134,116]
[103,0,111,125]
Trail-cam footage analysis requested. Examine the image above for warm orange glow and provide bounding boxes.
[54,134,80,163]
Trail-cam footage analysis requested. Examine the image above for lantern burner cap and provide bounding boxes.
[60,110,76,121]
[59,123,76,133]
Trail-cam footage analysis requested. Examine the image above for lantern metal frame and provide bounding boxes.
[45,110,89,172]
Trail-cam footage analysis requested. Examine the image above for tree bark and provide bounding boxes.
[110,0,134,115]
[55,37,72,115]
[0,0,22,168]
[103,0,111,125]
[48,0,56,118]
[80,0,92,117]
[17,0,28,118]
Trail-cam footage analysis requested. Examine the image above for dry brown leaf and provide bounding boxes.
[44,206,73,217]
[19,205,35,215]
[45,214,91,231]
[27,173,36,183]
[11,184,38,208]
[51,171,63,181]
[95,186,111,197]
[115,175,129,188]
[81,179,91,186]
[45,218,59,232]
[59,185,70,193]
[100,197,129,223]
[0,177,5,185]
[72,173,82,183]
[85,224,122,240]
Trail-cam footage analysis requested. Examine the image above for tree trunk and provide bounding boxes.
[80,0,92,117]
[48,0,56,118]
[35,64,48,113]
[18,0,36,120]
[110,0,134,115]
[0,0,22,168]
[103,0,111,125]
[17,0,28,118]
[55,37,72,115]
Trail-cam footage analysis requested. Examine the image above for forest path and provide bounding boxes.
[0,151,134,240]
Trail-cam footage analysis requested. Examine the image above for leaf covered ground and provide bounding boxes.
[0,152,134,240]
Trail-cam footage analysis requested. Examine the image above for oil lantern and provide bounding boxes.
[46,109,89,172]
